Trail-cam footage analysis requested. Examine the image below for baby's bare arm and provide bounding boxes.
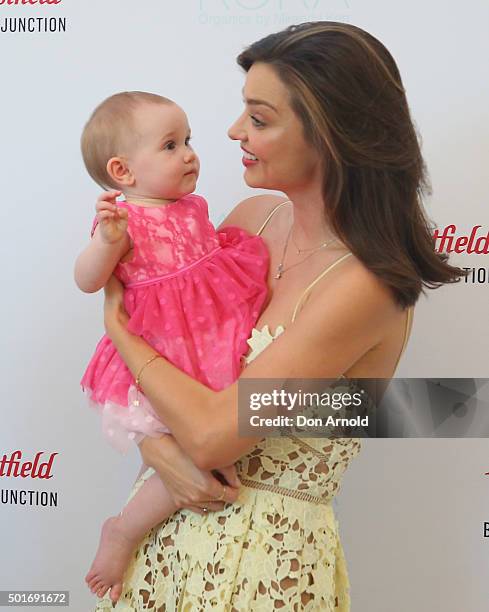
[74,190,131,293]
[74,228,130,293]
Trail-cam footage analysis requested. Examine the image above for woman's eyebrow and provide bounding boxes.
[242,89,278,112]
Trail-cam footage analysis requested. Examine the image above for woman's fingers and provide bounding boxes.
[104,274,124,311]
[188,471,241,510]
[188,480,239,510]
[188,504,220,515]
[215,464,241,488]
[187,505,202,514]
[209,478,240,504]
[221,485,239,503]
[103,276,128,329]
[187,501,227,515]
[104,274,124,301]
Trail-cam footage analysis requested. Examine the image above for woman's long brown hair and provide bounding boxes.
[238,22,465,308]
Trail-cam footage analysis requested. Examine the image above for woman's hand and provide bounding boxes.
[103,274,129,337]
[139,434,241,515]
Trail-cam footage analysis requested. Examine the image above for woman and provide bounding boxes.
[95,22,463,610]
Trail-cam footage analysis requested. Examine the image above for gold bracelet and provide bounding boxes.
[133,354,162,407]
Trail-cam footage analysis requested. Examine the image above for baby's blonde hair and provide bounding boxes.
[81,91,174,189]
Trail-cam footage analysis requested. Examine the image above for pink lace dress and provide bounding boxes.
[81,194,269,453]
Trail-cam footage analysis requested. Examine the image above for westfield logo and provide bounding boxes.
[433,225,489,254]
[0,450,58,479]
[0,0,62,5]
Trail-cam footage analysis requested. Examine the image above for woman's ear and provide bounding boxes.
[106,157,135,188]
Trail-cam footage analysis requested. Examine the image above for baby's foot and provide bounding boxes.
[85,516,136,604]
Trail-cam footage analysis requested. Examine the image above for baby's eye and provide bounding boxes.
[250,115,265,128]
[164,141,176,150]
[185,136,192,146]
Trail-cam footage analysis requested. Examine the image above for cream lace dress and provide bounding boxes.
[95,204,368,611]
[94,369,361,611]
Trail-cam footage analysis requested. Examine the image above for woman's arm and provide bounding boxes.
[105,259,399,470]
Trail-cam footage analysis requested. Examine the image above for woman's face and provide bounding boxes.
[228,62,322,192]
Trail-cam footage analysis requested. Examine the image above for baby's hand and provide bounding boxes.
[95,190,128,244]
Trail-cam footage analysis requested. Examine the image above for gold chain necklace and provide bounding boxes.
[275,226,337,280]
[291,234,334,254]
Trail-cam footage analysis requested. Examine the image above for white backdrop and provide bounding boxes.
[1,1,488,610]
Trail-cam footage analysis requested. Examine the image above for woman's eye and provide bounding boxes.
[250,115,265,127]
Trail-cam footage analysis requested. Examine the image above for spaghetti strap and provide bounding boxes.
[392,306,414,372]
[400,306,413,356]
[291,252,353,323]
[256,200,292,236]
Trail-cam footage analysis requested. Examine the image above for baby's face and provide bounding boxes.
[126,102,200,199]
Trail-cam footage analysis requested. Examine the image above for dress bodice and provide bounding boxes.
[114,194,220,286]
[236,325,362,506]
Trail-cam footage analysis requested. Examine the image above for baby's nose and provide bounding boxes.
[184,148,196,162]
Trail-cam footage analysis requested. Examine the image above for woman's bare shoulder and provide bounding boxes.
[318,254,398,316]
[218,194,288,234]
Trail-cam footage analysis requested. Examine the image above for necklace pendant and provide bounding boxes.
[275,264,284,280]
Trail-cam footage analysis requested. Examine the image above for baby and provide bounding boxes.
[74,92,269,603]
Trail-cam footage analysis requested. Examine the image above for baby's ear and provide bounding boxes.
[106,156,134,188]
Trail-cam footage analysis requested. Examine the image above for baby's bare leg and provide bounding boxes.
[118,472,178,540]
[86,473,178,604]
[134,462,150,485]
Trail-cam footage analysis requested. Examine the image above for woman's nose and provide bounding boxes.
[228,114,247,141]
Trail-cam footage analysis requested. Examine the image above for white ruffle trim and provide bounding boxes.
[85,385,171,454]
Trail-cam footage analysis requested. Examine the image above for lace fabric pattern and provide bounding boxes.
[95,437,360,611]
[95,328,361,611]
